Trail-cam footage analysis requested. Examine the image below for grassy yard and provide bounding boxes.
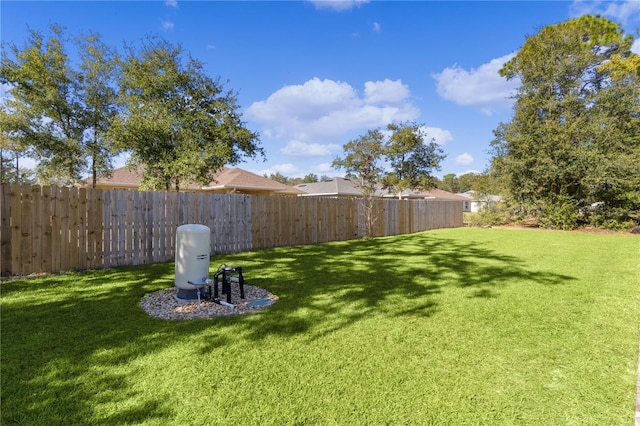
[2,228,639,425]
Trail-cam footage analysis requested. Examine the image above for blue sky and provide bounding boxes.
[2,1,640,179]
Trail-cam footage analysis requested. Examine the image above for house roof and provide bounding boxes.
[457,190,502,202]
[89,165,303,195]
[92,165,145,189]
[203,168,305,195]
[295,178,362,197]
[419,188,471,201]
[296,178,466,201]
[374,185,426,199]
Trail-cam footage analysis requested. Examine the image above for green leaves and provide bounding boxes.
[2,28,262,189]
[113,38,262,191]
[383,121,445,195]
[332,129,385,196]
[491,15,640,229]
[1,25,121,186]
[332,124,445,237]
[333,122,446,199]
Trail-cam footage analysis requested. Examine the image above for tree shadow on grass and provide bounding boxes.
[0,230,575,424]
[224,231,575,342]
[1,264,222,424]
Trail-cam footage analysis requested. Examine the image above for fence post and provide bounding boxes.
[1,184,11,276]
[1,185,463,277]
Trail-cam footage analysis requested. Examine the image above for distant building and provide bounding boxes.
[86,166,304,196]
[294,177,362,197]
[457,190,502,212]
[295,177,468,201]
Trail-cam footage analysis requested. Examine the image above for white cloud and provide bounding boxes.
[455,153,474,166]
[1,82,14,104]
[246,77,419,147]
[457,169,481,177]
[423,127,453,146]
[281,140,341,158]
[272,163,300,175]
[308,0,370,11]
[251,163,299,178]
[314,162,335,174]
[372,22,381,33]
[161,20,174,30]
[632,38,640,55]
[164,0,178,8]
[570,0,640,25]
[250,78,357,123]
[602,0,640,23]
[364,79,410,104]
[253,162,339,179]
[433,53,519,115]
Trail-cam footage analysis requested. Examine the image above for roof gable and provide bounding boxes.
[89,165,302,195]
[205,168,304,195]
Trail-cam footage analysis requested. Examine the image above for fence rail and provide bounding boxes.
[1,184,463,277]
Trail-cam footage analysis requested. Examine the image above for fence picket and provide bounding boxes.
[30,185,42,272]
[20,185,33,274]
[41,186,53,273]
[9,185,22,275]
[1,184,11,276]
[0,184,462,276]
[77,188,87,270]
[68,187,79,270]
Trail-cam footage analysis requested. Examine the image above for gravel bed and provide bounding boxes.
[140,283,278,320]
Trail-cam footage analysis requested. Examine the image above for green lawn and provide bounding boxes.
[2,228,639,425]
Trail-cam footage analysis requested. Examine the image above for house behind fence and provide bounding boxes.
[1,184,463,277]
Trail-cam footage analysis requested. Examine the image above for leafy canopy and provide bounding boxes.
[332,129,386,197]
[383,121,446,197]
[110,38,263,191]
[0,25,121,186]
[490,15,639,229]
[333,122,446,198]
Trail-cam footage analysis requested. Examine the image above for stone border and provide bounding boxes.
[140,284,278,320]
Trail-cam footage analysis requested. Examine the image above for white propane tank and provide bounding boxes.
[175,224,210,299]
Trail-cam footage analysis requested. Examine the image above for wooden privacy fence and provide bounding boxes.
[1,184,463,277]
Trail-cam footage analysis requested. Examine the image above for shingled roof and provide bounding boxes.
[204,168,304,195]
[295,178,466,201]
[89,166,303,195]
[419,188,471,201]
[295,177,362,197]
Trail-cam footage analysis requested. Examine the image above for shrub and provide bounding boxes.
[589,205,636,231]
[468,202,509,227]
[538,193,579,230]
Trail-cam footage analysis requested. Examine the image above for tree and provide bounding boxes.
[383,121,445,198]
[111,38,263,191]
[490,15,639,229]
[265,171,288,184]
[436,172,499,195]
[76,33,120,187]
[456,173,478,194]
[302,173,319,183]
[0,107,33,183]
[333,129,386,196]
[333,129,386,236]
[0,25,121,186]
[437,173,460,193]
[266,172,319,186]
[0,142,36,184]
[586,41,640,228]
